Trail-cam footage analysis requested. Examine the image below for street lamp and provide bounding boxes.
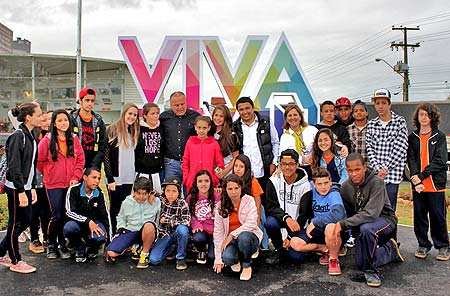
[375,58,408,102]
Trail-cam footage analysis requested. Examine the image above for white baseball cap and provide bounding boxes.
[372,88,391,102]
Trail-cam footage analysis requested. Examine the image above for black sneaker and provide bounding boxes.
[415,246,430,259]
[46,245,58,260]
[265,250,280,265]
[86,247,99,261]
[59,246,71,260]
[364,270,382,287]
[75,249,87,263]
[196,252,207,265]
[176,259,188,270]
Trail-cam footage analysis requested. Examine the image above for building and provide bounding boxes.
[0,23,13,53]
[0,53,146,127]
[12,37,31,54]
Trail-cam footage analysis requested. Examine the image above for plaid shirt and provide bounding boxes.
[158,197,191,238]
[347,123,368,161]
[366,112,408,184]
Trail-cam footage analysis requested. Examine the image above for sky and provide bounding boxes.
[2,0,450,103]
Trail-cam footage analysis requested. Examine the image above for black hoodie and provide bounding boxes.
[135,121,164,174]
[339,169,396,229]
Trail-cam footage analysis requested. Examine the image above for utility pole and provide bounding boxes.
[76,0,82,102]
[391,26,420,102]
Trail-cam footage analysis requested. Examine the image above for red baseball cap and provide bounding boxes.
[335,97,351,107]
[79,87,96,100]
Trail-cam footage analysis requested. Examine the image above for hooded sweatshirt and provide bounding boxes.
[264,167,311,224]
[309,184,346,228]
[116,195,161,232]
[339,169,396,230]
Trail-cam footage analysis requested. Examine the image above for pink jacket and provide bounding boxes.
[186,192,221,235]
[182,136,224,191]
[213,194,263,265]
[37,134,85,189]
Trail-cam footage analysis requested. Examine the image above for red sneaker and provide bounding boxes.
[319,253,329,265]
[0,256,12,267]
[9,261,36,274]
[328,258,342,276]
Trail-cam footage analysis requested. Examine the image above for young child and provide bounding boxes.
[135,103,163,192]
[38,109,85,260]
[106,177,161,268]
[64,167,109,263]
[186,170,221,264]
[182,116,224,192]
[311,128,348,185]
[289,167,346,275]
[149,177,190,270]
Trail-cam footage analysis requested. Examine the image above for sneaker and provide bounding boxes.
[137,253,149,269]
[389,238,404,262]
[59,247,71,260]
[75,250,87,263]
[345,236,356,248]
[28,240,45,254]
[196,251,207,265]
[240,266,252,281]
[130,244,141,261]
[251,249,259,259]
[231,262,241,272]
[328,258,342,276]
[176,259,187,271]
[414,247,430,259]
[264,250,280,265]
[86,247,99,261]
[0,256,12,267]
[42,240,48,250]
[364,270,382,287]
[9,261,36,274]
[46,245,59,259]
[319,253,329,266]
[339,246,347,257]
[436,247,450,261]
[18,232,28,243]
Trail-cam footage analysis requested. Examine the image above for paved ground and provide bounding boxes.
[0,226,449,296]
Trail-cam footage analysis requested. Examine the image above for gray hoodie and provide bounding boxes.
[339,169,396,229]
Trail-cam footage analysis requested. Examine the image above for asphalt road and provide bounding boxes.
[0,226,449,296]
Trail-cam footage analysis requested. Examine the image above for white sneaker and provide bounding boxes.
[231,262,241,272]
[251,250,259,259]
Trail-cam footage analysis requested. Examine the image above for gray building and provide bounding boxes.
[0,23,13,54]
[12,38,31,54]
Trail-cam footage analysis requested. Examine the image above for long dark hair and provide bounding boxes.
[49,109,75,161]
[11,102,39,123]
[311,128,337,169]
[232,154,252,195]
[188,170,216,215]
[219,174,244,218]
[412,103,441,130]
[212,105,238,156]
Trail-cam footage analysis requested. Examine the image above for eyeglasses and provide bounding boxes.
[280,162,297,167]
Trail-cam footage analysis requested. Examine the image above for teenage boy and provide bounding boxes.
[70,87,107,169]
[335,97,354,127]
[149,177,190,270]
[366,88,408,211]
[347,100,369,162]
[327,153,404,287]
[263,149,311,264]
[288,167,346,275]
[64,167,109,263]
[106,177,161,268]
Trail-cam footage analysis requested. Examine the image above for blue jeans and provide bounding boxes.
[265,215,284,250]
[163,158,182,182]
[64,220,107,252]
[260,207,269,250]
[191,231,214,260]
[222,231,259,268]
[355,217,397,272]
[149,225,189,264]
[385,183,399,211]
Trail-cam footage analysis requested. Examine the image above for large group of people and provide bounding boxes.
[0,87,448,288]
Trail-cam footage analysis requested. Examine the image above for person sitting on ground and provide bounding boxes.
[213,174,262,281]
[186,170,220,264]
[287,167,346,276]
[263,149,311,265]
[64,167,109,263]
[149,177,190,270]
[105,177,161,268]
[327,153,404,288]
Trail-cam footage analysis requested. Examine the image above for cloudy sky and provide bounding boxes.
[2,0,450,103]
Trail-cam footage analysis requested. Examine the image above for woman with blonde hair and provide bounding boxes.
[104,103,140,234]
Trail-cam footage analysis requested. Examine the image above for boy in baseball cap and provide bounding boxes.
[335,97,353,127]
